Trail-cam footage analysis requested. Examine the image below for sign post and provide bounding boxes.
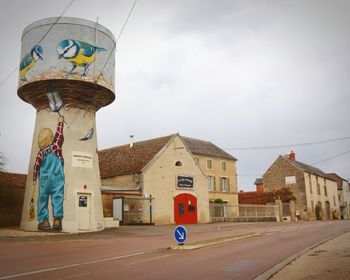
[174,225,187,245]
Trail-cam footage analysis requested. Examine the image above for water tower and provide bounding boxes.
[19,17,115,232]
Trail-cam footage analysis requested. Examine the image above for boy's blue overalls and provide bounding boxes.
[38,145,64,223]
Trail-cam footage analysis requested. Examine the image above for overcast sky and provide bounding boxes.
[0,0,349,190]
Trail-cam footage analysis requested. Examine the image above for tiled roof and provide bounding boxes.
[254,178,263,185]
[181,136,237,161]
[0,171,27,188]
[98,135,174,178]
[284,156,330,178]
[98,134,237,178]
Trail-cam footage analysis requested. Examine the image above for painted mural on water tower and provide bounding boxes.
[19,40,109,87]
[19,17,116,233]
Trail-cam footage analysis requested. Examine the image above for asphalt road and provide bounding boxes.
[0,220,349,280]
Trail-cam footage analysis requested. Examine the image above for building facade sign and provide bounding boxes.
[177,176,194,189]
[72,151,93,169]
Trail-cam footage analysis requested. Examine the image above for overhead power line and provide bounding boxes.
[237,149,350,181]
[0,67,19,87]
[37,0,75,46]
[0,0,75,88]
[96,0,138,82]
[224,136,350,151]
[311,150,350,165]
[115,0,138,46]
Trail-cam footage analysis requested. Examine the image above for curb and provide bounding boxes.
[170,232,261,250]
[254,231,349,280]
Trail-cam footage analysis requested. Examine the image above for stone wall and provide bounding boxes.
[263,156,307,212]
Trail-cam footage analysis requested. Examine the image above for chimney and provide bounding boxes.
[289,150,296,161]
[129,135,134,148]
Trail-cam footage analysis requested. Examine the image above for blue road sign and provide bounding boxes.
[174,225,187,244]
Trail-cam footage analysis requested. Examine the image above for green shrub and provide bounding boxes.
[214,198,224,204]
[103,208,112,217]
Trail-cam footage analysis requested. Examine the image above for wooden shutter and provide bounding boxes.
[213,176,216,191]
[227,177,230,192]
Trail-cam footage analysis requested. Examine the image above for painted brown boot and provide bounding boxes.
[52,218,62,232]
[38,220,51,231]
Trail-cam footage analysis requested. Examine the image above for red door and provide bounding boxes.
[174,193,197,224]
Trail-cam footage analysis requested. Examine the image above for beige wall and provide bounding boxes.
[194,155,238,205]
[143,136,209,225]
[304,172,340,219]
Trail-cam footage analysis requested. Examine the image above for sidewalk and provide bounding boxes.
[267,231,350,280]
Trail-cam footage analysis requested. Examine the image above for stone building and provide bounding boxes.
[263,151,340,220]
[326,173,350,219]
[98,134,210,225]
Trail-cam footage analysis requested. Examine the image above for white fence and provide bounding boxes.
[210,203,280,222]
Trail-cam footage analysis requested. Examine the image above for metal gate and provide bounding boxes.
[122,196,154,225]
[210,203,279,222]
[113,197,123,221]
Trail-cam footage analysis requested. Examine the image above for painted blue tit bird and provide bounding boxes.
[19,45,43,81]
[79,128,94,141]
[57,39,107,77]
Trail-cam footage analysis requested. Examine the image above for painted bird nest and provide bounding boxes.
[17,73,115,112]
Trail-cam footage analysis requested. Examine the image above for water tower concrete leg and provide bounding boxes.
[20,109,105,233]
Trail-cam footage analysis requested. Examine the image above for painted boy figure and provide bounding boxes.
[33,116,65,231]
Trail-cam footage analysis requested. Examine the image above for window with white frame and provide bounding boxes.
[208,176,215,191]
[221,161,227,171]
[206,159,212,169]
[309,174,312,194]
[221,177,228,192]
[316,177,321,195]
[317,183,321,195]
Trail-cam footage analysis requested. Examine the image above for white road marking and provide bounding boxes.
[0,252,146,279]
[281,229,298,233]
[285,226,299,230]
[124,254,172,266]
[59,272,91,280]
